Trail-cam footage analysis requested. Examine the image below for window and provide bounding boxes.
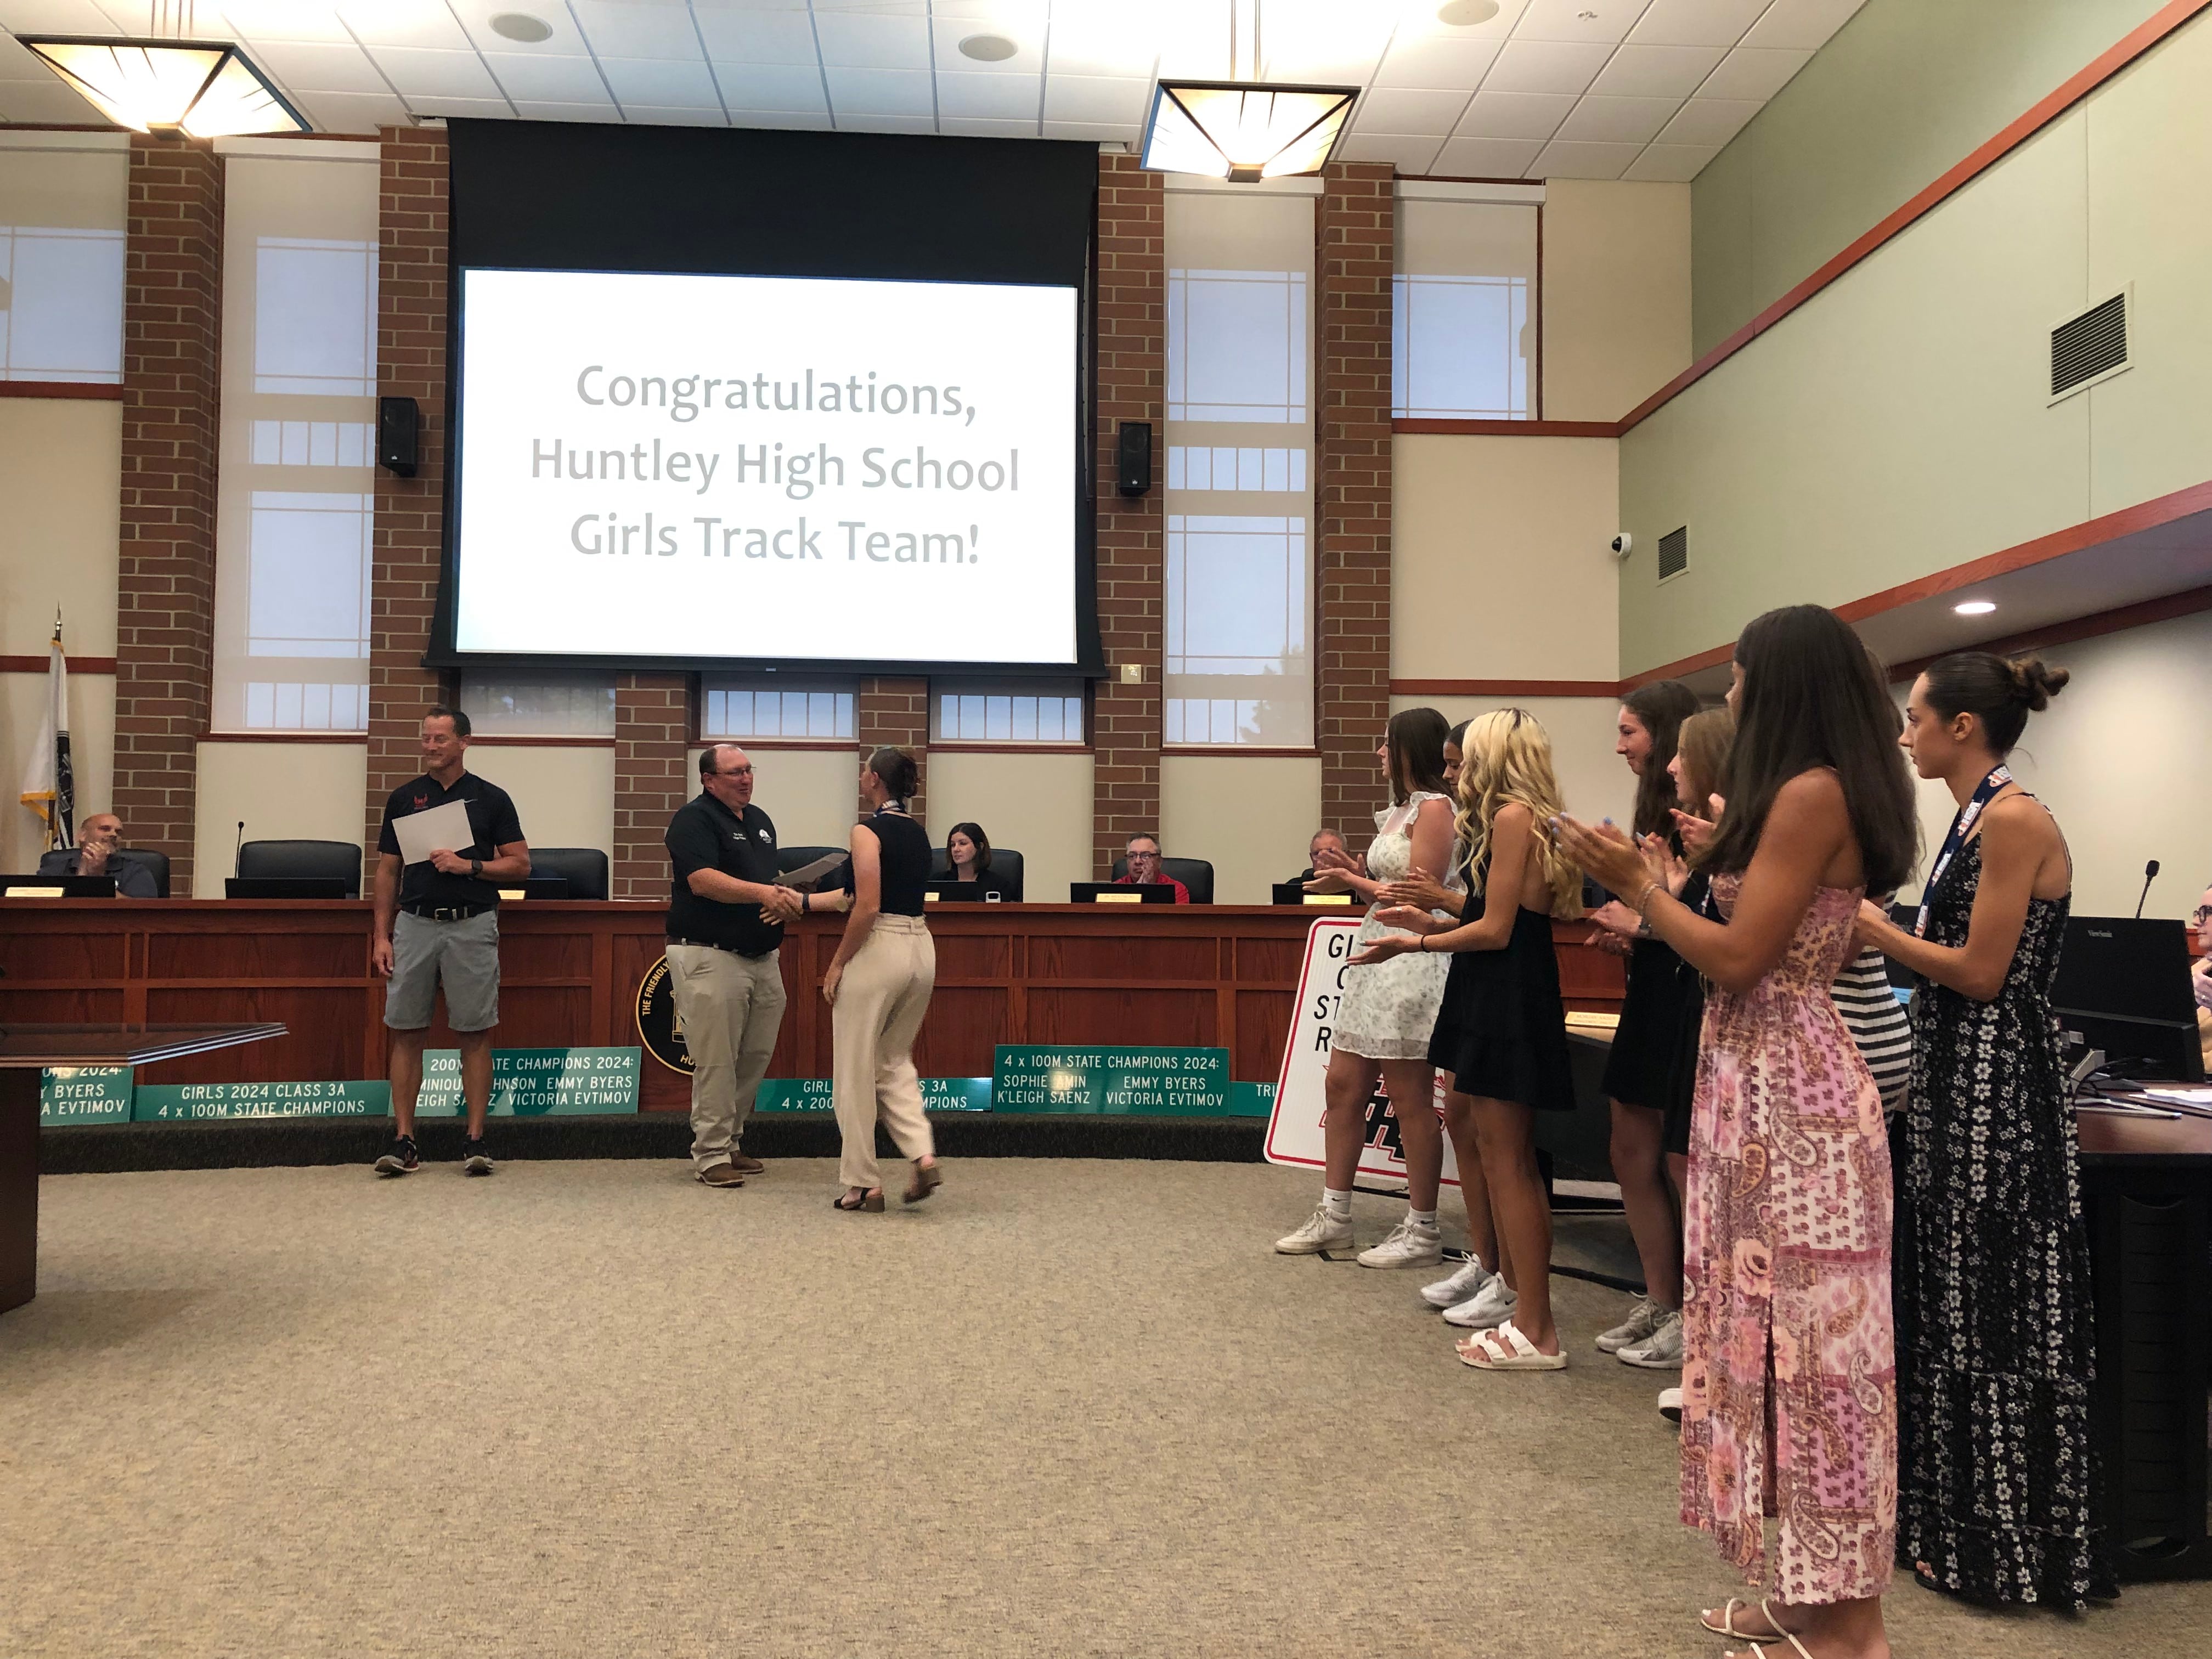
[0,134,126,383]
[1162,184,1316,748]
[456,674,617,738]
[1393,194,1539,421]
[210,143,381,732]
[930,680,1086,744]
[701,675,856,741]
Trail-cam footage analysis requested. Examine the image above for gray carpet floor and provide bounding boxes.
[3,1158,2205,1657]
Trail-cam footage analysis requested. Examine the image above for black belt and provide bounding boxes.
[404,904,494,922]
[667,937,776,960]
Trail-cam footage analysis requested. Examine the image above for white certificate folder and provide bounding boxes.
[391,799,476,866]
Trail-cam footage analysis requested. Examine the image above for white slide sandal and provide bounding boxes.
[1700,1599,1788,1641]
[1457,1318,1567,1370]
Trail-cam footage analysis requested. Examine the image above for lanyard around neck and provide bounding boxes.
[1914,765,2012,938]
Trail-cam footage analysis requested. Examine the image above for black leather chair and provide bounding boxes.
[527,846,608,900]
[776,845,845,876]
[120,848,170,898]
[1110,855,1213,904]
[238,839,362,899]
[929,846,1024,900]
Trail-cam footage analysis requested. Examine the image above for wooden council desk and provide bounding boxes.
[0,901,1628,1110]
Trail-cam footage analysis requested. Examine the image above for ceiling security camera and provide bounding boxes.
[1610,533,1633,560]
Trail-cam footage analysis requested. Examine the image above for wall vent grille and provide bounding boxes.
[1657,525,1689,582]
[2050,289,2130,401]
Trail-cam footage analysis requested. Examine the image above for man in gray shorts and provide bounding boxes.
[371,707,530,1176]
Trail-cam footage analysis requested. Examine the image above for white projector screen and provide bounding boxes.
[450,267,1079,664]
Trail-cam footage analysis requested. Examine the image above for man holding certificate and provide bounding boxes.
[371,707,531,1177]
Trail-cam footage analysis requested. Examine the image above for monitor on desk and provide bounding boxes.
[496,877,571,901]
[226,877,351,900]
[1070,882,1177,905]
[1,873,117,898]
[1272,883,1355,907]
[2052,915,2204,1083]
[924,881,989,904]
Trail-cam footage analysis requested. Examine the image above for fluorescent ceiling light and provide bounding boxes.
[20,36,310,138]
[1140,81,1358,182]
[1953,600,1997,616]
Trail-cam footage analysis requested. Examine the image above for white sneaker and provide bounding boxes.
[1442,1277,1519,1329]
[1274,1205,1354,1255]
[1657,1386,1684,1424]
[1356,1215,1442,1269]
[1420,1256,1493,1308]
[1618,1310,1684,1370]
[1595,1296,1663,1353]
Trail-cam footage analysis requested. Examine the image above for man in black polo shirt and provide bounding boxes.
[665,743,803,1187]
[370,707,531,1178]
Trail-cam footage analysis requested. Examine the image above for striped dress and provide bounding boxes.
[1833,946,1911,1112]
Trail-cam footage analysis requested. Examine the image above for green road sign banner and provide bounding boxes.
[134,1080,391,1122]
[414,1047,641,1116]
[1230,1081,1276,1119]
[992,1047,1239,1115]
[755,1077,990,1114]
[41,1066,134,1126]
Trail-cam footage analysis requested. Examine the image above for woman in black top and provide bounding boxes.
[945,821,1012,900]
[824,747,942,1211]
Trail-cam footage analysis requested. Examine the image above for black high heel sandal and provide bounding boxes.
[832,1187,884,1212]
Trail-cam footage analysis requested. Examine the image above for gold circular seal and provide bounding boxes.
[634,954,692,1075]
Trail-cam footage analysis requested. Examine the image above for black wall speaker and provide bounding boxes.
[1115,420,1153,497]
[377,396,420,477]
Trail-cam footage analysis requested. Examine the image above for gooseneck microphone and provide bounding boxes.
[235,820,246,879]
[2134,859,2159,919]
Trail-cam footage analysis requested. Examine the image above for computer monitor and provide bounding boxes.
[496,876,572,900]
[1069,882,1176,904]
[2051,915,2204,1082]
[1272,882,1356,907]
[225,877,351,899]
[924,880,985,903]
[1,873,117,898]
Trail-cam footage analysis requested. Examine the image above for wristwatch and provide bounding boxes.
[469,858,482,879]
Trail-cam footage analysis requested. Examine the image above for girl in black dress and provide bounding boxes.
[1854,653,2109,1610]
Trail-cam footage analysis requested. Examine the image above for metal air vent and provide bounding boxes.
[2050,287,2130,403]
[1657,525,1688,583]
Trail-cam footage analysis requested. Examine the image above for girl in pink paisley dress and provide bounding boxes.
[1557,606,1919,1659]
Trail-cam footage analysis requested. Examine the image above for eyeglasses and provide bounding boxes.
[2194,904,2212,926]
[712,765,754,778]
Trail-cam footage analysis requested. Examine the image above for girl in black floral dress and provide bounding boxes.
[1855,652,2113,1611]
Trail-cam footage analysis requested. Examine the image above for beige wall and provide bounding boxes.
[2,670,114,874]
[1160,753,1319,905]
[687,745,857,853]
[1389,693,1635,838]
[463,744,614,857]
[926,749,1093,900]
[0,399,120,657]
[193,741,368,896]
[1541,180,1691,424]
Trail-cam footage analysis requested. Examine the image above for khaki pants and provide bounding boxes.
[832,915,936,1190]
[666,943,787,1173]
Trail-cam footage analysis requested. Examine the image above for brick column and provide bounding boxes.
[1092,154,1166,876]
[856,676,927,823]
[113,135,223,891]
[1316,163,1396,858]
[613,673,689,898]
[364,127,449,879]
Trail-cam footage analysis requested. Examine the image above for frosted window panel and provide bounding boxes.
[931,682,1086,743]
[0,227,126,381]
[1166,515,1309,672]
[254,236,376,395]
[1167,269,1307,422]
[247,492,371,657]
[458,675,617,737]
[1393,198,1537,420]
[702,676,856,740]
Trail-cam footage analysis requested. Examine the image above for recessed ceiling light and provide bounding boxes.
[960,35,1019,63]
[1953,600,1997,616]
[490,13,554,44]
[1437,0,1503,25]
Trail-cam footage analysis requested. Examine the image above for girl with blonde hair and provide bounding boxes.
[1358,708,1581,1370]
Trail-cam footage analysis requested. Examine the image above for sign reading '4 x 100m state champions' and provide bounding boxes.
[994,1046,1235,1114]
[133,1080,392,1122]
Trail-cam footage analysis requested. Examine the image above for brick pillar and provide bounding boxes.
[856,677,927,824]
[364,127,449,880]
[614,673,689,898]
[1316,163,1396,859]
[1092,154,1166,876]
[113,135,223,891]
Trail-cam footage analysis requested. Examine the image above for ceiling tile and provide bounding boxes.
[1655,95,1760,145]
[932,18,1045,75]
[712,64,830,116]
[692,8,822,66]
[1336,133,1446,173]
[1481,38,1615,97]
[0,78,103,123]
[1396,0,1531,42]
[1698,46,1813,101]
[447,2,589,55]
[1371,36,1502,90]
[564,0,702,61]
[511,100,623,125]
[935,69,1039,120]
[408,98,516,121]
[1043,11,1160,79]
[823,66,936,119]
[1741,0,1868,52]
[1043,119,1139,143]
[1432,136,1545,179]
[1532,138,1642,179]
[726,109,835,132]
[1553,94,1681,144]
[366,46,501,100]
[295,88,415,133]
[2,0,117,27]
[622,108,731,129]
[1627,0,1774,49]
[939,116,1039,138]
[217,2,357,47]
[479,53,606,105]
[1587,42,1726,97]
[597,57,721,109]
[813,12,931,71]
[1514,0,1653,46]
[1621,140,1720,180]
[833,114,939,134]
[332,2,473,52]
[1355,87,1474,137]
[1042,75,1149,125]
[247,40,391,96]
[1455,90,1575,141]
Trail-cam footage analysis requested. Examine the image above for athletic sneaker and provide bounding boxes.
[1595,1296,1663,1353]
[373,1136,419,1176]
[461,1138,493,1177]
[1442,1276,1519,1330]
[1657,1386,1684,1424]
[1356,1215,1442,1269]
[1618,1310,1683,1369]
[1420,1256,1493,1309]
[1274,1205,1354,1255]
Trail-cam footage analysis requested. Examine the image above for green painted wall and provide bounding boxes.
[1692,0,2169,356]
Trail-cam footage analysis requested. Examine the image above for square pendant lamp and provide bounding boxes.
[18,36,310,139]
[1139,78,1358,182]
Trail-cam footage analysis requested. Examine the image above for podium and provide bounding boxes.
[1,1022,285,1314]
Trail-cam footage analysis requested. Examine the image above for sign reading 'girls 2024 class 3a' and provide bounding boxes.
[1265,917,1464,1188]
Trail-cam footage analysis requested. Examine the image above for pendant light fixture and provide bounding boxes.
[1139,0,1357,183]
[20,2,309,139]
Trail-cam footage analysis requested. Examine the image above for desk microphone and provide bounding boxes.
[234,820,246,879]
[2134,858,2159,918]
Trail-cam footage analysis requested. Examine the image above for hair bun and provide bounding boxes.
[2007,657,2069,709]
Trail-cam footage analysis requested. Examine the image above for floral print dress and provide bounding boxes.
[1680,878,1896,1605]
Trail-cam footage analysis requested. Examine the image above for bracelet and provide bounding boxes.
[801,890,810,915]
[1632,877,1660,916]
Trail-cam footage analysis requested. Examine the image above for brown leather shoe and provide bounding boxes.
[696,1163,744,1188]
[728,1154,766,1175]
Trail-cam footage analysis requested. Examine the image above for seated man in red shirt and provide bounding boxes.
[1116,832,1190,903]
